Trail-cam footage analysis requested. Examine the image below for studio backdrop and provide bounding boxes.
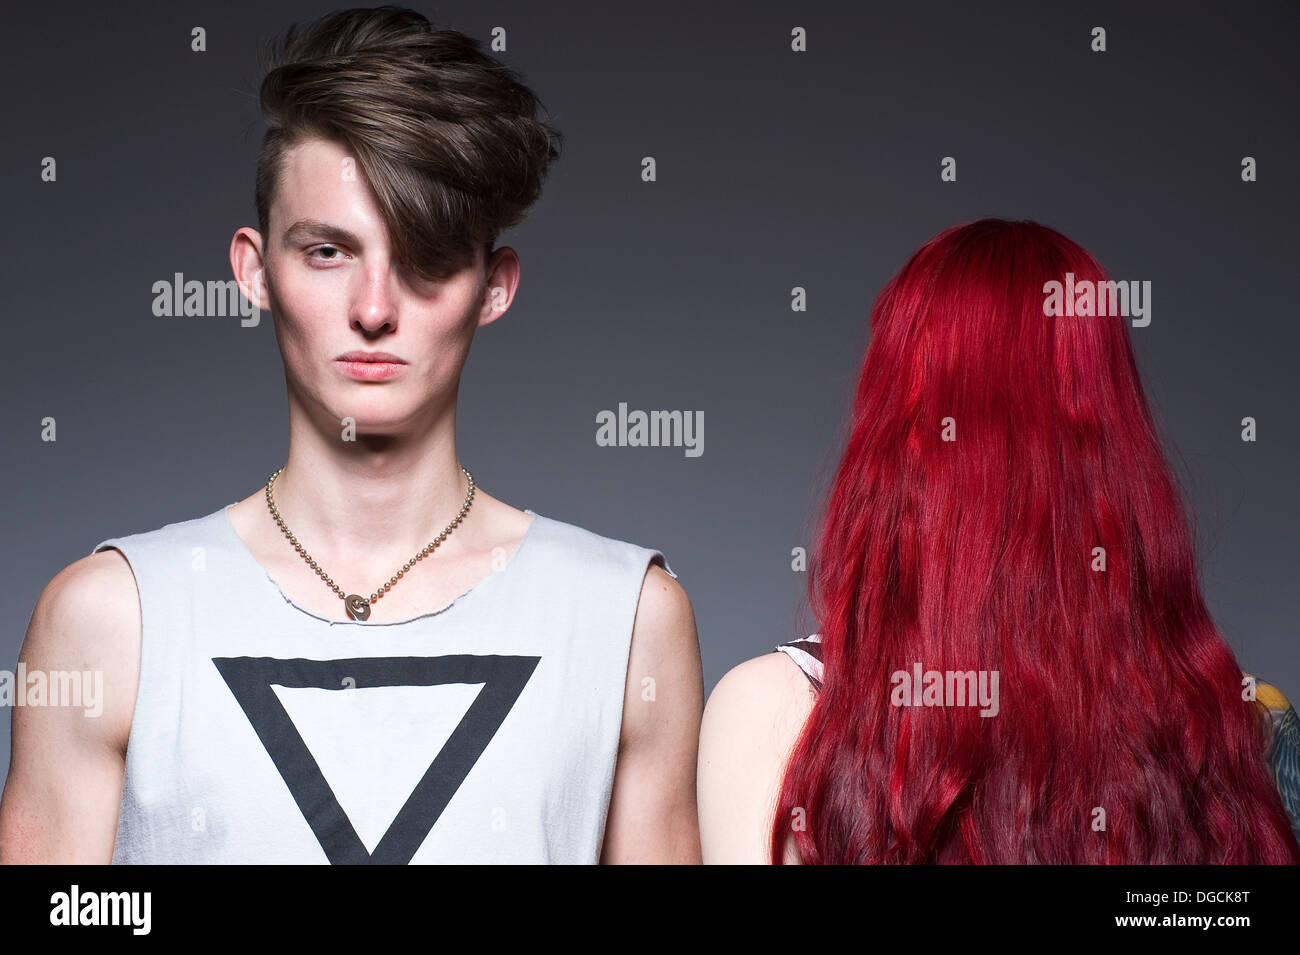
[2,0,1298,784]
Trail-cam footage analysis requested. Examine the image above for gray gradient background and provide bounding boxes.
[2,1,1298,786]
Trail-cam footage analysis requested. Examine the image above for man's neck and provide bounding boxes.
[270,412,474,571]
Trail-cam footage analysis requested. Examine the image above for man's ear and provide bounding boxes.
[231,227,270,310]
[478,246,521,328]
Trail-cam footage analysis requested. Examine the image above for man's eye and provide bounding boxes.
[310,245,345,261]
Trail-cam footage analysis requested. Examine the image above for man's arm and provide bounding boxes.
[600,563,703,863]
[0,550,140,863]
[697,652,815,863]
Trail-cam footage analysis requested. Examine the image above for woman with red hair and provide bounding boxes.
[698,219,1300,864]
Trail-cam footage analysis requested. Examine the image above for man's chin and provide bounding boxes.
[319,404,420,441]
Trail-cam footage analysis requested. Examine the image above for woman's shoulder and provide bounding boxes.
[705,647,818,728]
[698,647,817,862]
[772,633,824,691]
[700,647,819,768]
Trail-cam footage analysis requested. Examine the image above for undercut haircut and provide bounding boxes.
[255,5,562,280]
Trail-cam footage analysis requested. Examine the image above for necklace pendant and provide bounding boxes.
[344,595,371,621]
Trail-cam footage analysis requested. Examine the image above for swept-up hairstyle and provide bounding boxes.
[256,5,562,280]
[773,219,1300,864]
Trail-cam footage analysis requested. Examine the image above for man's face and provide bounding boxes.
[259,136,489,435]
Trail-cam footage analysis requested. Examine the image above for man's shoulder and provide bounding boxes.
[33,504,231,665]
[528,511,677,582]
[35,549,139,635]
[536,512,687,629]
[504,512,695,683]
[25,549,142,722]
[90,504,230,556]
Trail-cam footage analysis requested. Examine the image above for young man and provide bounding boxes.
[0,7,702,864]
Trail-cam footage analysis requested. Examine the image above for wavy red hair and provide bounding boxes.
[772,219,1299,864]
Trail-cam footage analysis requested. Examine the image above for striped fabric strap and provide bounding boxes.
[774,633,823,692]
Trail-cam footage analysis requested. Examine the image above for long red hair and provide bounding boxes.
[772,219,1299,863]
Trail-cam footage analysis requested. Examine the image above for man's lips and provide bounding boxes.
[336,351,408,381]
[335,351,407,363]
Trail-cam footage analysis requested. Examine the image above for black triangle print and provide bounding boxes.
[211,654,540,864]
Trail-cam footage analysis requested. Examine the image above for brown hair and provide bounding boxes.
[255,5,562,280]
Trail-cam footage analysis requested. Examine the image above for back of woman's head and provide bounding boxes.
[773,218,1299,863]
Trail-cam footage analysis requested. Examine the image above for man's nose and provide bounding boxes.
[350,267,398,333]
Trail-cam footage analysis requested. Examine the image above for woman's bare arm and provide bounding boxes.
[697,652,815,864]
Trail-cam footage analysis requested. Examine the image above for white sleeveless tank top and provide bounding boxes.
[92,503,672,864]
